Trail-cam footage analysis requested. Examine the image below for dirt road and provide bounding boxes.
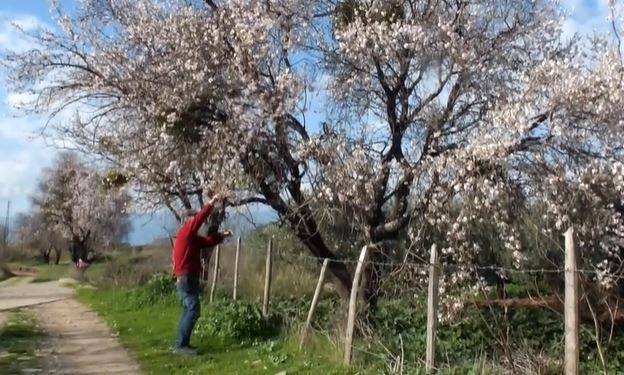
[0,278,71,311]
[0,277,141,374]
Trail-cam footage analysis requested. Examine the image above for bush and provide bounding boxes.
[364,299,427,365]
[98,254,168,288]
[271,295,340,330]
[128,273,177,307]
[3,246,36,263]
[362,297,624,373]
[194,299,277,344]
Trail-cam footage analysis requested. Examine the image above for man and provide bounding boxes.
[172,194,232,355]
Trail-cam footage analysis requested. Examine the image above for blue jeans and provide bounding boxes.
[175,275,200,348]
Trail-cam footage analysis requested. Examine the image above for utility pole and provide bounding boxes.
[1,200,10,263]
[3,200,10,245]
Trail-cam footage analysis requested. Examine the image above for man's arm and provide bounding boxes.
[197,234,224,248]
[197,231,233,248]
[187,194,221,235]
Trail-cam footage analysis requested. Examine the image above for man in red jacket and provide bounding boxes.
[172,194,232,355]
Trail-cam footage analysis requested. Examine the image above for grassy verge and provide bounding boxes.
[0,266,15,282]
[0,310,47,374]
[6,261,106,283]
[77,287,358,375]
[32,263,74,282]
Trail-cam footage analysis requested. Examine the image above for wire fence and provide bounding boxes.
[201,229,622,374]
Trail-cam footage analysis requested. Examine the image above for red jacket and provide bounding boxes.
[172,203,224,277]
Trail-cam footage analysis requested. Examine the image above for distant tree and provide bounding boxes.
[15,212,65,264]
[32,152,131,264]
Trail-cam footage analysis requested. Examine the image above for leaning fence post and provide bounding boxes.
[426,244,440,373]
[209,245,220,303]
[344,245,369,366]
[233,236,241,300]
[564,227,579,375]
[300,258,330,350]
[262,238,273,317]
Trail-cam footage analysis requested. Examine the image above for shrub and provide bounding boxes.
[128,273,177,307]
[98,254,168,288]
[364,299,428,365]
[194,299,277,344]
[271,295,340,330]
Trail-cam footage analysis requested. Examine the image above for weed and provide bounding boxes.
[0,311,46,374]
[194,299,278,344]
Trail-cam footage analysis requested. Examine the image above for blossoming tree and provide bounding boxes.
[4,0,624,303]
[32,152,131,264]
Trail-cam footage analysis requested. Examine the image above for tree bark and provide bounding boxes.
[362,246,383,312]
[288,212,353,299]
[53,247,62,265]
[70,236,89,264]
[40,247,51,264]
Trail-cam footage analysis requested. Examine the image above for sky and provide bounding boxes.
[0,0,617,244]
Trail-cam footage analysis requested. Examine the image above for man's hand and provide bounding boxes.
[221,230,233,238]
[208,193,222,205]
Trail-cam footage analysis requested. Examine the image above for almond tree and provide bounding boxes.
[33,152,131,263]
[15,212,66,264]
[4,0,624,302]
[3,0,358,296]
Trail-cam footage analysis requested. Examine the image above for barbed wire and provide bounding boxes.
[263,249,624,281]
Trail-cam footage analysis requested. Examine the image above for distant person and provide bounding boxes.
[172,194,232,355]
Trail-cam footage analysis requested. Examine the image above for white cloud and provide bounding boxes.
[0,137,54,213]
[0,13,49,52]
[6,92,37,109]
[0,116,40,144]
[0,109,79,214]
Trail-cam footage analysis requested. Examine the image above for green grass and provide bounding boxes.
[0,310,47,374]
[0,266,15,282]
[7,261,107,283]
[32,263,74,282]
[77,288,360,375]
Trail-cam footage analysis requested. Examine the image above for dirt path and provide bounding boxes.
[0,279,70,311]
[0,278,142,374]
[33,299,141,374]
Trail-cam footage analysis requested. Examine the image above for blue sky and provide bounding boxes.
[0,0,615,244]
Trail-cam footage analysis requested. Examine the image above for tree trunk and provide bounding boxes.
[53,247,62,265]
[250,173,354,299]
[70,237,89,264]
[41,248,51,264]
[362,247,383,312]
[289,213,353,299]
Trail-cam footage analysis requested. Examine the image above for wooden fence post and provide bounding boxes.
[233,236,241,300]
[300,258,330,350]
[426,244,440,374]
[344,245,369,366]
[209,245,220,303]
[262,238,273,317]
[565,227,579,375]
